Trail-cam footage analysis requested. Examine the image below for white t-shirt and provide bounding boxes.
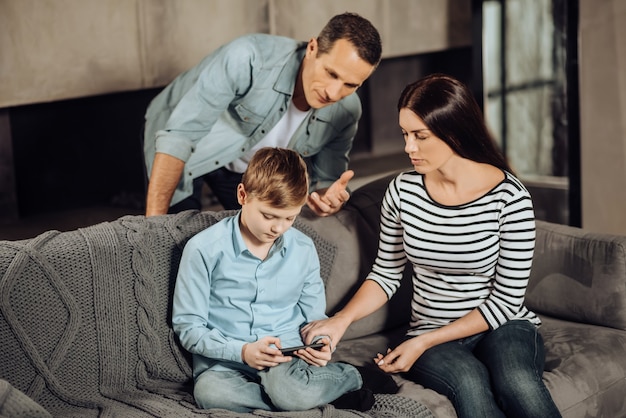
[226,100,311,173]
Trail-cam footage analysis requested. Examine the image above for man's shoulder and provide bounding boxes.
[226,33,303,55]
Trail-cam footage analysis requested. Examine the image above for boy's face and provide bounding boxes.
[237,184,302,247]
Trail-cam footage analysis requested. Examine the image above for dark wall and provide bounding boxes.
[9,88,161,216]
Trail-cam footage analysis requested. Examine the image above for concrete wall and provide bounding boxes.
[579,0,626,233]
[0,0,471,108]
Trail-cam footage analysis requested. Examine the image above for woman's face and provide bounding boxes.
[399,108,456,173]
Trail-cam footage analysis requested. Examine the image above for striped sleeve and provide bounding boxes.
[477,176,537,329]
[367,175,408,298]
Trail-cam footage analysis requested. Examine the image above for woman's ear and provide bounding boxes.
[236,183,247,206]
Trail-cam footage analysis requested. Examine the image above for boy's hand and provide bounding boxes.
[241,336,291,370]
[289,337,332,367]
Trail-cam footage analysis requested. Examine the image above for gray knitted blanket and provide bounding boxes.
[0,211,432,418]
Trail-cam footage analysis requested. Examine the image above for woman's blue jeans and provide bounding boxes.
[193,359,362,412]
[405,320,561,418]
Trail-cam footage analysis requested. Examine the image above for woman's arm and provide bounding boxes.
[376,308,489,373]
[301,279,389,347]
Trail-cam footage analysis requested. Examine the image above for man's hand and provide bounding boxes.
[306,170,354,217]
[241,336,291,370]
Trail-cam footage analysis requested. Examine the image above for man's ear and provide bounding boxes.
[306,37,318,57]
[236,183,247,205]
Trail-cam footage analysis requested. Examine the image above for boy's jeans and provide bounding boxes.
[406,320,561,418]
[193,359,362,412]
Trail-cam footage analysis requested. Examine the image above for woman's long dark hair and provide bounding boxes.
[398,73,512,173]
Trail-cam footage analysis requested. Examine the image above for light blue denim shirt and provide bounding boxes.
[144,33,362,205]
[171,213,327,377]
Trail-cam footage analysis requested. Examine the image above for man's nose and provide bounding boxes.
[326,80,344,101]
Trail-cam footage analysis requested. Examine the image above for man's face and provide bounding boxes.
[301,38,375,109]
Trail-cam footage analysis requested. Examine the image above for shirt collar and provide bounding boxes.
[273,42,307,96]
[231,212,288,258]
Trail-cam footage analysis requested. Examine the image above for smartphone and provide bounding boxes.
[280,342,325,356]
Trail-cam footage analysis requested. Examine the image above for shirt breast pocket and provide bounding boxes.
[231,103,266,137]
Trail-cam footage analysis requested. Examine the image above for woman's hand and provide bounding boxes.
[300,315,351,351]
[373,336,428,373]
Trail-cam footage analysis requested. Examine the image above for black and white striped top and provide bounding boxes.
[368,171,541,335]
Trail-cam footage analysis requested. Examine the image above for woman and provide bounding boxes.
[302,73,561,418]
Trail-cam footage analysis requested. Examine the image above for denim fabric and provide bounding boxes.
[144,33,361,206]
[405,320,561,418]
[193,359,362,412]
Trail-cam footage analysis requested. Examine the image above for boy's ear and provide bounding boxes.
[236,183,247,205]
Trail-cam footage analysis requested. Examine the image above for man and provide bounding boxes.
[143,12,382,217]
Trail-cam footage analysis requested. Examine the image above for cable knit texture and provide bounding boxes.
[0,210,432,418]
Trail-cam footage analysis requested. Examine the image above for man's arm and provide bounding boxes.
[145,152,186,216]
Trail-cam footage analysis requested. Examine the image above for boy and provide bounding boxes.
[172,147,396,413]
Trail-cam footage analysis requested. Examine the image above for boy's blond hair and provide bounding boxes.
[241,147,309,208]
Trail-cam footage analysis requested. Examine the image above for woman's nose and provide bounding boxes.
[405,138,418,153]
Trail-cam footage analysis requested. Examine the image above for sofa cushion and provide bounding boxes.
[527,220,626,331]
[539,315,626,416]
[0,208,433,417]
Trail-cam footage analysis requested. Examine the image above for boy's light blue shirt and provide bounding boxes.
[172,213,327,377]
[144,33,362,205]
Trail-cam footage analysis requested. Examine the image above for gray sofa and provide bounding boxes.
[1,174,625,417]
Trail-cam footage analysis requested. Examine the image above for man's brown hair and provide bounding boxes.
[317,12,382,67]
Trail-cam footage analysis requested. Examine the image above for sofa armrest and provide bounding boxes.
[526,220,626,331]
